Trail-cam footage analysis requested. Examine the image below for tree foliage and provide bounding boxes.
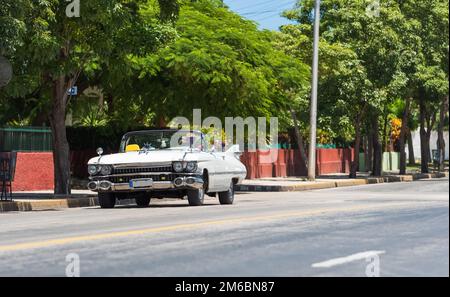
[104,0,309,127]
[280,0,448,174]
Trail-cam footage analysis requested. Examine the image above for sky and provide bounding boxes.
[223,0,298,31]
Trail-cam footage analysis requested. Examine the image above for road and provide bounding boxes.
[0,178,448,277]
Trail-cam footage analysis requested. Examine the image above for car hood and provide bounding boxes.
[88,150,193,165]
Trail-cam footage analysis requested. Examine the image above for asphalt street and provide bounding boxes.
[0,178,448,277]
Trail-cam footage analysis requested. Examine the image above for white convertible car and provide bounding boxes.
[87,130,247,208]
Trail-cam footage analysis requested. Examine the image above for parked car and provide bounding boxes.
[87,130,247,208]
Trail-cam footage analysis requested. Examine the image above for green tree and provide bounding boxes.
[0,0,26,55]
[283,0,424,176]
[401,0,449,173]
[275,24,372,176]
[0,0,178,194]
[120,0,309,127]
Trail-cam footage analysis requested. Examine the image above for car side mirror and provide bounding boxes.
[96,147,104,156]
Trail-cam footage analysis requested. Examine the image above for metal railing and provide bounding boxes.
[0,127,52,152]
[0,152,17,201]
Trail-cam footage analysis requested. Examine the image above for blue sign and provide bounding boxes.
[67,86,78,96]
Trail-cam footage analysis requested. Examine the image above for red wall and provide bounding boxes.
[12,152,54,191]
[12,150,97,191]
[316,148,354,176]
[241,148,354,179]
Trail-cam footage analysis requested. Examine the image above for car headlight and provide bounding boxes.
[173,162,184,173]
[100,165,112,176]
[88,165,99,175]
[186,161,197,173]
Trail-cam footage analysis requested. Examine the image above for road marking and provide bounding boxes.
[0,202,418,252]
[312,251,386,268]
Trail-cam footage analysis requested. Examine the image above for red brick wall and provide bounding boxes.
[12,152,54,191]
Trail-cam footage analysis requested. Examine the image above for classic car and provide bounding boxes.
[87,129,247,208]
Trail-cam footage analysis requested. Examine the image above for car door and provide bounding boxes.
[208,151,234,191]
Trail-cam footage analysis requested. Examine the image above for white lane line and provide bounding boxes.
[312,251,386,268]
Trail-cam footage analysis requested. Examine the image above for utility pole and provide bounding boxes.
[308,0,321,181]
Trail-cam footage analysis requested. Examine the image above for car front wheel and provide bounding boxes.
[187,188,205,206]
[218,182,235,205]
[98,192,116,209]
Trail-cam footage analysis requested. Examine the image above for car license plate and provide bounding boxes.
[129,179,153,189]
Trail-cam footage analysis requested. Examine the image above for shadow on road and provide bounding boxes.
[85,203,220,210]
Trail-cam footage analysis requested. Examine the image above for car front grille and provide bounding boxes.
[112,166,173,175]
[108,174,179,184]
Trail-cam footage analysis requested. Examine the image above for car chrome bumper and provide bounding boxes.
[87,176,204,192]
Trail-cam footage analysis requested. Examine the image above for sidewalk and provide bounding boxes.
[235,172,449,192]
[0,172,448,212]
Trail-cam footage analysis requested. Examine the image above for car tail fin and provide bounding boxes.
[226,145,242,158]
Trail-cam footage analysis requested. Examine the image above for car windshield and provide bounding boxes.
[119,130,205,152]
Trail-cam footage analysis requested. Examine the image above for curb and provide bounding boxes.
[412,172,448,180]
[0,196,139,212]
[0,197,99,212]
[236,172,448,193]
[236,181,337,192]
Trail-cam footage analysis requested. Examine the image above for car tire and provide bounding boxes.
[187,188,205,206]
[218,182,235,205]
[98,192,116,209]
[135,194,151,208]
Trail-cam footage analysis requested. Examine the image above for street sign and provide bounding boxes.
[0,56,13,88]
[67,86,78,96]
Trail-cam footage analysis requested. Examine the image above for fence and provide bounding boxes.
[0,127,52,152]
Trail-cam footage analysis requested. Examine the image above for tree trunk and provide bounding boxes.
[366,128,373,172]
[350,119,362,178]
[399,97,412,175]
[419,123,429,173]
[419,93,430,173]
[290,111,308,173]
[420,132,431,173]
[383,112,389,152]
[372,114,382,176]
[363,136,369,172]
[49,75,71,195]
[437,96,449,172]
[407,128,415,165]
